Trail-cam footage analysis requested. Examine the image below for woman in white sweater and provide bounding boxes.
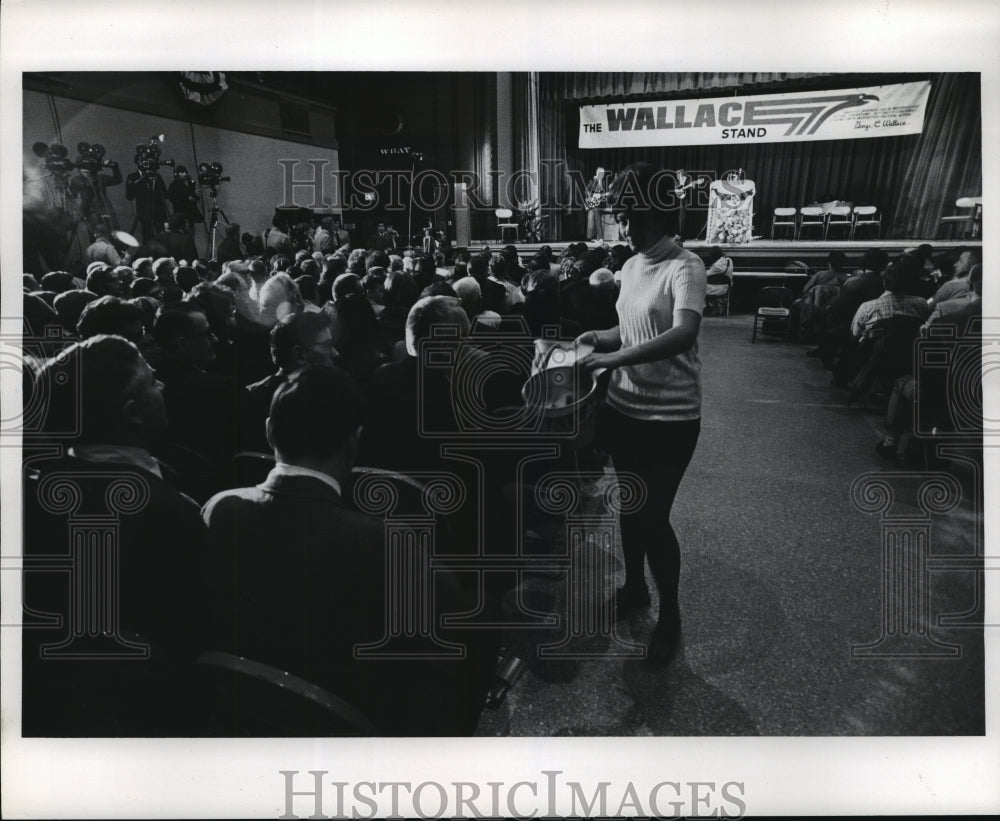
[578,162,707,668]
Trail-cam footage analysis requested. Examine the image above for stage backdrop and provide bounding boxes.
[534,72,980,241]
[578,81,931,148]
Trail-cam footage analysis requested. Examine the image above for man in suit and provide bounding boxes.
[358,296,468,473]
[151,303,237,477]
[239,311,337,452]
[202,366,490,735]
[22,335,209,735]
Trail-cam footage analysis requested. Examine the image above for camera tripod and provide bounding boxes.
[41,170,88,270]
[205,188,229,260]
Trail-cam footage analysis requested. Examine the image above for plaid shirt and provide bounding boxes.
[851,291,931,340]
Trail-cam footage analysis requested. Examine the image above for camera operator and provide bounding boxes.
[67,143,123,232]
[167,166,204,232]
[126,144,170,242]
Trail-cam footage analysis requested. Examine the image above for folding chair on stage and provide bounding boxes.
[797,207,826,240]
[771,207,797,240]
[851,206,881,239]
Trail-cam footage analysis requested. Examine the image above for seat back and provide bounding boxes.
[799,206,825,218]
[757,286,794,310]
[955,196,977,208]
[195,650,380,736]
[232,450,276,488]
[773,207,797,218]
[853,205,878,218]
[848,315,924,404]
[346,465,463,554]
[828,206,852,218]
[495,208,514,220]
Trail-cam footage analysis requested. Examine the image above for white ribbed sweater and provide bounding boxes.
[607,236,706,421]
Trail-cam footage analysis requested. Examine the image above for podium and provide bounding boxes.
[707,179,755,244]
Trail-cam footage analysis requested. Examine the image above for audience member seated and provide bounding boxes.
[907,243,943,298]
[453,276,496,330]
[132,277,164,300]
[830,254,931,389]
[317,255,347,304]
[521,269,583,338]
[208,274,269,383]
[412,254,438,292]
[174,265,199,294]
[363,266,387,316]
[215,221,246,265]
[53,289,98,335]
[40,271,79,294]
[132,256,154,280]
[76,295,145,344]
[929,247,980,306]
[488,254,525,312]
[850,254,931,343]
[152,256,177,287]
[359,296,470,474]
[924,263,982,327]
[187,281,240,375]
[240,311,338,453]
[22,335,209,735]
[792,251,849,339]
[808,248,889,365]
[151,302,237,478]
[877,264,983,465]
[469,252,508,315]
[327,292,384,385]
[153,214,199,263]
[702,247,733,316]
[376,271,419,356]
[202,366,489,735]
[258,272,307,325]
[583,268,619,331]
[501,245,527,284]
[86,264,129,298]
[22,293,63,347]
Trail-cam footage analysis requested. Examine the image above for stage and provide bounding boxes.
[469,237,982,270]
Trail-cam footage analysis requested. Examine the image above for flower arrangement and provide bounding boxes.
[516,198,548,242]
[709,208,753,244]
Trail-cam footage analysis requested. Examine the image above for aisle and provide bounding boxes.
[476,316,984,736]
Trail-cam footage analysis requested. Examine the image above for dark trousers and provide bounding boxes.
[602,407,700,619]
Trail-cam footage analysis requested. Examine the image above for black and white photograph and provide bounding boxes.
[2,0,998,817]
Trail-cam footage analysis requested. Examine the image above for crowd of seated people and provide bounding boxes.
[23,209,982,734]
[792,245,983,466]
[19,223,646,737]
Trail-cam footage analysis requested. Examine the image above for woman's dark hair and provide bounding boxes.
[382,272,419,310]
[607,161,670,215]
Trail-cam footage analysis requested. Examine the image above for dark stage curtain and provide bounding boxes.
[891,73,982,238]
[537,72,981,241]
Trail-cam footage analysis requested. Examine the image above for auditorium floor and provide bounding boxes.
[474,315,986,736]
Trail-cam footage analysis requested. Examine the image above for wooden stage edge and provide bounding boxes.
[470,238,981,260]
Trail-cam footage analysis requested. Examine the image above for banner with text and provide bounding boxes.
[578,81,931,148]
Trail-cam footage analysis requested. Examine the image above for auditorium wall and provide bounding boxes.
[23,75,340,252]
